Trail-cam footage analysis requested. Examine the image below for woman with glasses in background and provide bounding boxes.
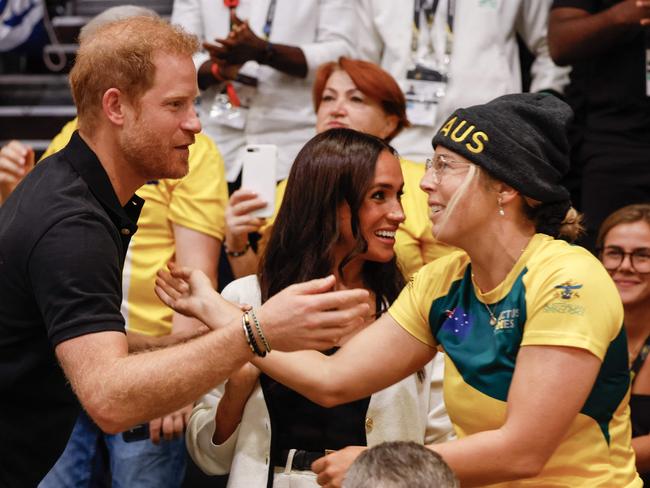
[597,204,650,484]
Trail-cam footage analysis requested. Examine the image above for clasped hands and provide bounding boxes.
[155,263,370,353]
[203,11,266,81]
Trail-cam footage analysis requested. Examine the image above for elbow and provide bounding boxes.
[549,49,572,67]
[547,41,571,67]
[307,384,352,408]
[506,452,547,480]
[82,396,132,434]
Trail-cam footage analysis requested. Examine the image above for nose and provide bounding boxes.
[182,106,202,134]
[331,98,346,116]
[420,166,438,194]
[388,201,405,225]
[618,253,634,272]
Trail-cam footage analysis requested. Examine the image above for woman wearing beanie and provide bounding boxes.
[158,93,641,487]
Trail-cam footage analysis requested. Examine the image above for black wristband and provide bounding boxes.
[258,41,275,65]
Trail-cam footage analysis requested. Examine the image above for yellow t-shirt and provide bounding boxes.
[389,234,641,487]
[258,158,454,278]
[43,120,228,336]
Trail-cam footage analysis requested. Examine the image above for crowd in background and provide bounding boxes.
[0,1,649,487]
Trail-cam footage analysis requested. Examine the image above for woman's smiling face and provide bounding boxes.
[602,220,650,307]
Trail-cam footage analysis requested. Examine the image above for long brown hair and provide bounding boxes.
[259,128,405,312]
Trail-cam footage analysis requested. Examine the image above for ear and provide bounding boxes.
[380,114,399,140]
[493,181,519,205]
[102,88,128,127]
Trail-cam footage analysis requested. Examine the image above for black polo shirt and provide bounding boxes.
[0,132,143,486]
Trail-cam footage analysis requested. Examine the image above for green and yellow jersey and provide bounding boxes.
[390,233,641,487]
[43,120,228,336]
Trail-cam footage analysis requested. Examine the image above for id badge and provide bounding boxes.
[208,64,259,130]
[209,82,256,130]
[400,65,448,127]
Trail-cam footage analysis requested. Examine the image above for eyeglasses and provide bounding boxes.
[425,154,472,184]
[599,246,650,273]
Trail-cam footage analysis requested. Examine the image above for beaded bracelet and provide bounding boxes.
[249,309,272,353]
[242,312,265,357]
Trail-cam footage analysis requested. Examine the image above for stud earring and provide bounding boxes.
[497,196,505,216]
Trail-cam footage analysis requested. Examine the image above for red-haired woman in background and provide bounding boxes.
[223,57,453,281]
[597,204,650,484]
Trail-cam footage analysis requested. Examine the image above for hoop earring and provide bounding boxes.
[497,196,505,216]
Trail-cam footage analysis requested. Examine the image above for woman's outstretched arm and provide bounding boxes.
[253,313,436,407]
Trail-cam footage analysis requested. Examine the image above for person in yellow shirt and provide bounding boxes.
[223,57,454,280]
[158,93,642,487]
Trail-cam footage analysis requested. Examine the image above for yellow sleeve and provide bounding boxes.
[167,133,228,241]
[40,119,78,161]
[257,178,286,255]
[521,249,624,360]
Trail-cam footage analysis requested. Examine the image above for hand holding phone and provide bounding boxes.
[241,144,277,218]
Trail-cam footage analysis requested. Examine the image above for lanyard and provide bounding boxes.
[413,0,439,31]
[221,0,276,40]
[411,0,455,58]
[262,0,277,40]
[224,0,238,30]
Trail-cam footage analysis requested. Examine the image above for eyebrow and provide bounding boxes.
[323,87,363,95]
[370,182,404,191]
[604,246,650,252]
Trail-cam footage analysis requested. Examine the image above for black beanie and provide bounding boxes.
[431,93,572,203]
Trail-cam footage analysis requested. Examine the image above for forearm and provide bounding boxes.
[549,7,639,65]
[126,330,169,352]
[252,318,430,408]
[260,43,307,78]
[82,324,252,433]
[253,350,340,406]
[212,383,252,444]
[430,429,544,486]
[227,247,260,278]
[632,434,650,473]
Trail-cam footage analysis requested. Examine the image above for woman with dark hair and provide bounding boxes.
[597,204,650,484]
[184,128,453,487]
[224,57,452,281]
[160,94,641,487]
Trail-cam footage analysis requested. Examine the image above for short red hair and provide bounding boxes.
[313,57,410,142]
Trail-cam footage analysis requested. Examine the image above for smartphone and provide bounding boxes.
[122,423,149,443]
[241,144,277,218]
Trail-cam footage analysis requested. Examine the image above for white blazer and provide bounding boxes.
[186,275,453,487]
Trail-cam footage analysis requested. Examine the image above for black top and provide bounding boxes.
[261,348,371,473]
[551,0,650,146]
[631,338,650,484]
[0,132,143,487]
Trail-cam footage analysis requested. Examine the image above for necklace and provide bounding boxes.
[473,242,530,327]
[629,335,649,363]
[483,301,499,326]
